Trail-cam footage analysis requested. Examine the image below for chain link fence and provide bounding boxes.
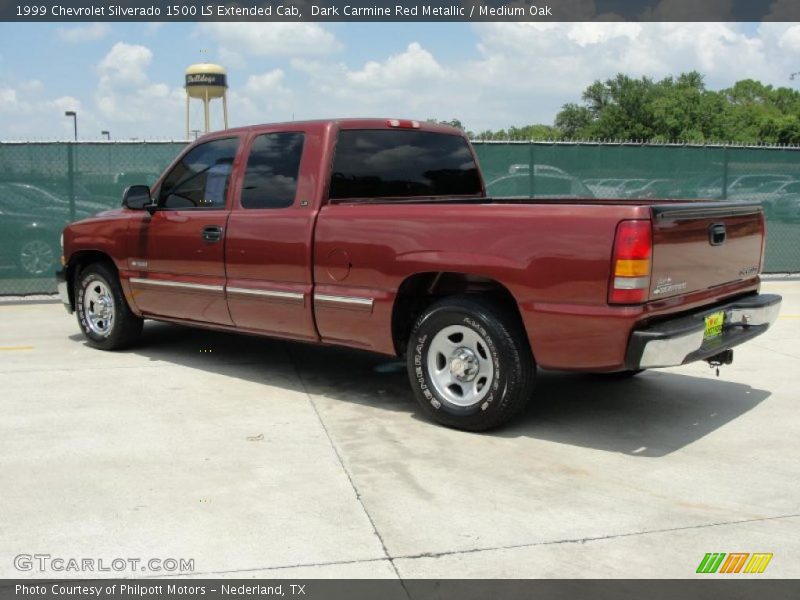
[0,141,185,295]
[1,140,798,295]
[474,141,800,274]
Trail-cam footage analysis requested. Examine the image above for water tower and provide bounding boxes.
[185,63,228,139]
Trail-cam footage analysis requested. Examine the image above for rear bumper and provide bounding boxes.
[56,267,73,314]
[625,293,781,369]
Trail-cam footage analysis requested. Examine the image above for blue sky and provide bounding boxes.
[1,21,799,140]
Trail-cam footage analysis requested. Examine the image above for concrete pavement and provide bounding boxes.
[1,280,798,579]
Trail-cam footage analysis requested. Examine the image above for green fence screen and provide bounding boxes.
[1,140,798,295]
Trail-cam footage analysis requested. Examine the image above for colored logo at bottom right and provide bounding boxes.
[697,553,773,574]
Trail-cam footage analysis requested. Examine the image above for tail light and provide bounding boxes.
[609,220,652,304]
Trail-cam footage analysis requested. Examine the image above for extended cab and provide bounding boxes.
[57,119,782,430]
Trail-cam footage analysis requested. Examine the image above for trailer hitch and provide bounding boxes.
[706,349,734,376]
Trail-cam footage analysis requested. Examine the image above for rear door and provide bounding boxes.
[649,202,764,300]
[223,126,320,340]
[127,137,240,324]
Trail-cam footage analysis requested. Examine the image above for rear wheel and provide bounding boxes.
[75,263,142,350]
[407,295,535,431]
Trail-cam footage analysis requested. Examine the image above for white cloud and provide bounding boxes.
[4,23,800,139]
[50,96,81,113]
[244,70,288,94]
[97,42,153,87]
[228,69,294,122]
[0,85,79,117]
[346,43,445,88]
[285,22,800,131]
[0,42,184,139]
[0,88,19,108]
[567,22,642,46]
[94,43,184,135]
[0,81,81,139]
[778,25,800,52]
[289,43,456,120]
[56,23,110,43]
[18,80,44,94]
[196,22,342,65]
[425,21,791,128]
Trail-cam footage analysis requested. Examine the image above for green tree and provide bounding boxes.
[555,104,592,138]
[552,72,800,144]
[507,124,561,139]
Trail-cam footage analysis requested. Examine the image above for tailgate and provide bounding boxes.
[649,202,764,300]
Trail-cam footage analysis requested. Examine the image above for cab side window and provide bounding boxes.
[240,132,305,209]
[159,137,239,209]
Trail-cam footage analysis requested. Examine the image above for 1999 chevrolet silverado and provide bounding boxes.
[57,119,782,430]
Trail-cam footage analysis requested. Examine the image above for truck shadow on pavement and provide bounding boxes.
[71,321,771,458]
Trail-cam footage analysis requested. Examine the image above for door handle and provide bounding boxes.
[202,225,223,243]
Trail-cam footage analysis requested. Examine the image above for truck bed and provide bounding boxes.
[314,198,764,369]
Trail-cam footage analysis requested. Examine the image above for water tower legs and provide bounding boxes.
[204,89,210,133]
[223,94,229,129]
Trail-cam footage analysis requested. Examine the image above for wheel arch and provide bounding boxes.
[66,250,118,310]
[391,271,526,356]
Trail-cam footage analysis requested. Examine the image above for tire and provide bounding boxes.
[407,295,536,431]
[18,237,58,277]
[75,262,143,350]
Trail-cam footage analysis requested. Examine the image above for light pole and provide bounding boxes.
[64,111,77,141]
[64,111,77,222]
[101,130,110,140]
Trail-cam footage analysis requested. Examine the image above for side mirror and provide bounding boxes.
[122,185,153,210]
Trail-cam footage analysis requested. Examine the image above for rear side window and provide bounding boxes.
[241,132,305,209]
[159,137,239,209]
[329,130,481,200]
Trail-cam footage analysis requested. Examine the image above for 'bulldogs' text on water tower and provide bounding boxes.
[185,63,228,139]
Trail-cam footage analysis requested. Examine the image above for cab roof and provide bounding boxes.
[195,118,465,141]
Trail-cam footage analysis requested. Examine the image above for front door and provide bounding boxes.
[127,137,241,325]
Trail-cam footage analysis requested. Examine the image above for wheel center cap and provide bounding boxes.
[450,348,480,382]
[97,296,111,317]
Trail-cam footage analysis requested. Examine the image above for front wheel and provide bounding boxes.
[407,295,536,431]
[75,262,143,350]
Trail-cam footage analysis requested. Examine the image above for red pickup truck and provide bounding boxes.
[57,119,781,431]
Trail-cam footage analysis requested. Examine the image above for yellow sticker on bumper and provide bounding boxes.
[704,311,725,339]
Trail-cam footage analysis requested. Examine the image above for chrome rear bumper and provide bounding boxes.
[626,293,781,369]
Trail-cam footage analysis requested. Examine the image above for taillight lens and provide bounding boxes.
[609,220,652,304]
